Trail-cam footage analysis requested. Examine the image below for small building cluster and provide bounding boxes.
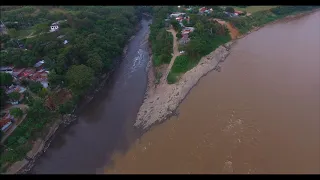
[180,27,195,45]
[0,112,15,133]
[224,10,244,17]
[49,20,67,32]
[199,7,213,15]
[169,10,196,45]
[1,60,50,105]
[50,22,59,32]
[170,12,186,18]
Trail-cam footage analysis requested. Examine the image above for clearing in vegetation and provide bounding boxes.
[232,6,278,13]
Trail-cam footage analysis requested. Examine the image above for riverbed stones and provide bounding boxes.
[135,42,232,129]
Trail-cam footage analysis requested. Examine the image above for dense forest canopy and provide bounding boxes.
[0,6,149,97]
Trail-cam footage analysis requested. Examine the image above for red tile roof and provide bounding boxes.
[200,7,206,12]
[30,71,48,81]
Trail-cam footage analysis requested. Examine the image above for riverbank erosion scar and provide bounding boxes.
[135,41,234,129]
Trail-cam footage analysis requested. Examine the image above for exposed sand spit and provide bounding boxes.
[135,42,234,129]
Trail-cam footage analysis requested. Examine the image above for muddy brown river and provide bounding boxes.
[105,11,320,174]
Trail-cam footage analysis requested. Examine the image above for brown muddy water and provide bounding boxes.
[105,12,320,174]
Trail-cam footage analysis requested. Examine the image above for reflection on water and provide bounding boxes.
[30,19,152,174]
[105,11,320,174]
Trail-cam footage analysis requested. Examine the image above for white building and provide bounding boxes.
[0,66,13,74]
[41,81,49,88]
[170,13,186,18]
[50,23,59,32]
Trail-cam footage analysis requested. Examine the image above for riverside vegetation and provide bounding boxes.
[0,6,151,173]
[1,5,318,173]
[148,6,319,84]
[134,5,320,129]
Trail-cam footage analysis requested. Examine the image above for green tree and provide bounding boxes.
[182,19,188,26]
[29,81,43,94]
[66,65,94,95]
[0,73,13,86]
[48,70,64,88]
[0,34,11,44]
[170,19,180,31]
[9,108,23,118]
[38,88,48,98]
[58,100,74,115]
[33,23,48,34]
[0,130,3,142]
[8,28,18,38]
[225,7,235,13]
[176,32,182,39]
[0,88,8,107]
[8,91,20,101]
[87,54,103,74]
[20,79,29,87]
[27,98,48,119]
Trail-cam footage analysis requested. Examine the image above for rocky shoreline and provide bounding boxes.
[134,9,320,131]
[135,41,234,130]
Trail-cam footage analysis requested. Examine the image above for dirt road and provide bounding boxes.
[161,28,180,84]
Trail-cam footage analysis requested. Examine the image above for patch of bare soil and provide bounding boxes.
[212,18,240,39]
[225,22,240,40]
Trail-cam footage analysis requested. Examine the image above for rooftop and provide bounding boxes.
[34,60,45,68]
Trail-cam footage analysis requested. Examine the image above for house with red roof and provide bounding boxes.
[12,68,26,78]
[176,16,183,22]
[30,69,49,88]
[18,68,36,80]
[199,7,207,14]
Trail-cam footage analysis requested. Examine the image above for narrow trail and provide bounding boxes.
[161,28,180,84]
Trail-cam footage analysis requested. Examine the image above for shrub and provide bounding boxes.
[176,32,182,39]
[153,55,161,66]
[58,100,74,115]
[38,88,48,98]
[167,72,177,84]
[20,79,29,86]
[154,71,162,84]
[28,81,43,94]
[9,108,23,118]
[8,92,20,101]
[225,7,235,13]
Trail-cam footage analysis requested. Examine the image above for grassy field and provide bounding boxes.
[167,35,231,84]
[8,28,34,39]
[49,8,69,15]
[232,6,278,13]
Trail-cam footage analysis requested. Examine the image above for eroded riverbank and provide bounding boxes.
[135,41,234,129]
[106,10,320,174]
[135,9,320,130]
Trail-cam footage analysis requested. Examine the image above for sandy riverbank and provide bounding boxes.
[134,9,320,130]
[135,41,234,129]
